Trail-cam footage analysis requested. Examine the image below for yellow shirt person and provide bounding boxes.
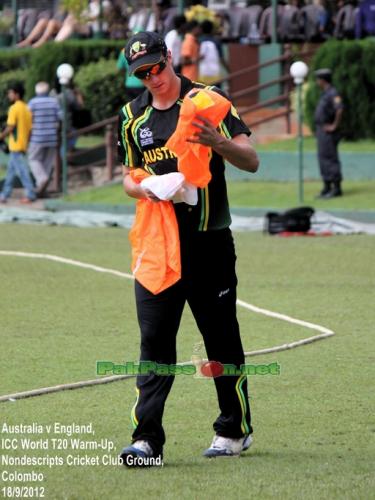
[7,99,32,153]
[0,84,36,203]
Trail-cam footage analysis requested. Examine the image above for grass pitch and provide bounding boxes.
[0,224,374,499]
[63,179,375,211]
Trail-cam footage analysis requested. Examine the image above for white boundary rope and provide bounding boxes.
[0,251,335,402]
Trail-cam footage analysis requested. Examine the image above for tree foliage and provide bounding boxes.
[305,39,375,139]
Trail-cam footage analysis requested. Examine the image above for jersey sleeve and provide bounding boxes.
[117,103,143,168]
[7,104,17,127]
[211,86,251,138]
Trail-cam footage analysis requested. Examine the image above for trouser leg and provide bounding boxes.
[28,143,48,188]
[0,154,17,199]
[13,152,36,200]
[316,127,342,183]
[43,147,57,181]
[182,229,252,439]
[36,146,56,195]
[131,280,186,453]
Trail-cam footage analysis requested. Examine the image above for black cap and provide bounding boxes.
[314,68,332,81]
[125,31,168,75]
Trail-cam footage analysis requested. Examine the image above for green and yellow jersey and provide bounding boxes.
[118,76,251,232]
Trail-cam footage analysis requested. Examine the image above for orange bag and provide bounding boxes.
[129,169,181,295]
[165,88,231,188]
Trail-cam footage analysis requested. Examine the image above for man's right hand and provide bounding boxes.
[143,188,161,203]
[123,167,162,202]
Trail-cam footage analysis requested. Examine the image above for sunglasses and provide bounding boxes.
[134,59,167,80]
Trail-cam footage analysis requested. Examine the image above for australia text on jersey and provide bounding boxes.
[143,146,177,165]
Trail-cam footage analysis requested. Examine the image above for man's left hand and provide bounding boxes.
[187,115,226,149]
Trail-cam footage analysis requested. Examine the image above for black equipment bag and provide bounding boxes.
[265,207,315,234]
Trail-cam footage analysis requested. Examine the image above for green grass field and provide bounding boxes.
[63,179,375,211]
[75,135,375,153]
[253,137,375,153]
[0,224,374,499]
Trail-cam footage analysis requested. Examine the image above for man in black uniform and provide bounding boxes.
[314,68,344,198]
[118,31,259,466]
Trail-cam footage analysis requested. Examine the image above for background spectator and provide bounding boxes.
[258,2,285,42]
[199,20,228,85]
[117,49,145,101]
[0,83,35,204]
[279,0,302,42]
[17,1,67,48]
[355,0,375,38]
[300,0,330,41]
[106,1,129,39]
[333,0,357,39]
[180,20,202,81]
[164,14,187,72]
[155,0,178,35]
[28,82,62,198]
[17,2,52,42]
[36,0,112,46]
[51,81,84,152]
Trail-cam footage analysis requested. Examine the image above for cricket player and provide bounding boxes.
[118,31,259,467]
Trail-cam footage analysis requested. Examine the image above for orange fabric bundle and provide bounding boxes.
[129,90,230,294]
[129,168,181,295]
[165,88,231,188]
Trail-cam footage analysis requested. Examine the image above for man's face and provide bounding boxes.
[316,77,325,90]
[135,53,174,97]
[7,90,17,103]
[192,25,202,37]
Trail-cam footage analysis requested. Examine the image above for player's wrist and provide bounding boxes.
[212,135,229,152]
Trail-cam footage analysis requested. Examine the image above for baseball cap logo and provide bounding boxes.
[130,41,148,60]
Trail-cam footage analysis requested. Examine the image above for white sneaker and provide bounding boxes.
[129,440,154,455]
[120,440,158,467]
[203,434,253,457]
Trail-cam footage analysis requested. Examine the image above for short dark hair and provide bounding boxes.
[185,20,200,32]
[201,20,214,34]
[173,14,186,30]
[8,82,25,99]
[315,68,332,83]
[316,73,332,84]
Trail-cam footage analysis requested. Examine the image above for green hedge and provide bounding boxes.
[305,39,375,140]
[26,39,124,97]
[0,69,28,123]
[0,48,32,72]
[74,59,125,123]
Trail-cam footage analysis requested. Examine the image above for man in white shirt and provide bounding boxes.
[164,14,186,72]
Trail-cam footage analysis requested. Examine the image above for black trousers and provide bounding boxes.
[316,126,342,183]
[130,228,253,454]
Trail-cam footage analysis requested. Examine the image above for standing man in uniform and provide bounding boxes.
[314,68,344,199]
[118,31,259,466]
